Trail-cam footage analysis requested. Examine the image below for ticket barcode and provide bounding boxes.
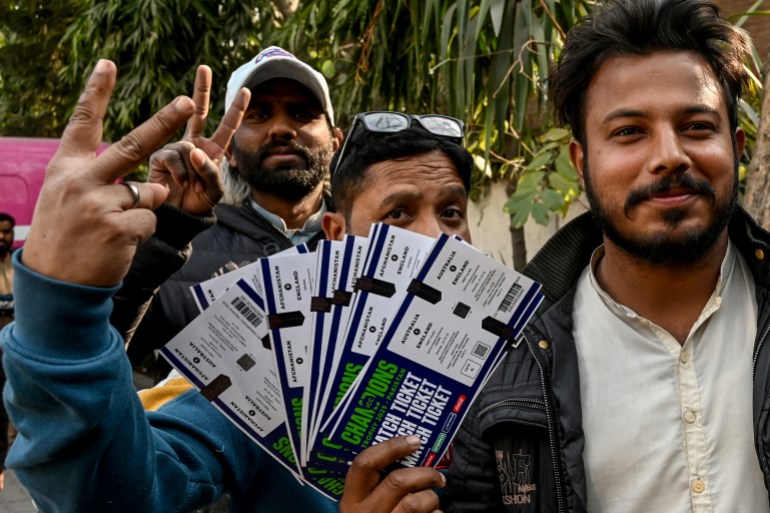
[472,342,490,359]
[498,283,523,312]
[231,296,263,328]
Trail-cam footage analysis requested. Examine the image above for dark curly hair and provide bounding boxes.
[550,0,751,145]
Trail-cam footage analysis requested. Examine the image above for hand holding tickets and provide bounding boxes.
[161,224,543,500]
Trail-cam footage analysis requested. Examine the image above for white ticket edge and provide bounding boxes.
[190,245,304,312]
[305,235,370,465]
[259,251,318,475]
[159,279,302,477]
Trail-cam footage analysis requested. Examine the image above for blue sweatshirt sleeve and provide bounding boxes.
[0,252,246,513]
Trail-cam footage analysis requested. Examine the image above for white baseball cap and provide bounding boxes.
[225,46,335,126]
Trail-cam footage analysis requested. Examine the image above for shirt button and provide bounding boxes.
[680,352,689,364]
[692,479,705,493]
[683,410,696,424]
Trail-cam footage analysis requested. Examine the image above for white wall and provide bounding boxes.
[467,181,589,266]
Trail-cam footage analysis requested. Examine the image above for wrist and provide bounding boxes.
[153,203,216,249]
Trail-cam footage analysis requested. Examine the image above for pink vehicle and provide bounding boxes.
[0,137,108,249]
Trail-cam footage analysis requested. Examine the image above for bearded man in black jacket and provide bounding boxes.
[115,47,342,382]
[338,2,770,513]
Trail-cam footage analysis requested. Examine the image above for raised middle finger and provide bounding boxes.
[184,65,213,140]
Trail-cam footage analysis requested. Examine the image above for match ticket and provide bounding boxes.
[326,234,543,468]
[163,223,544,501]
[317,224,435,437]
[160,279,300,476]
[259,250,317,475]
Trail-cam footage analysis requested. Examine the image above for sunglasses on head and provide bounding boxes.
[332,111,465,177]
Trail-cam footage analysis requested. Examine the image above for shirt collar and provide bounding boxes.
[587,242,736,331]
[249,197,327,242]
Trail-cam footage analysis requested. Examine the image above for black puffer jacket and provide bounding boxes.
[114,199,326,372]
[443,207,770,512]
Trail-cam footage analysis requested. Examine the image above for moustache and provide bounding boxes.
[625,174,716,212]
[255,140,312,167]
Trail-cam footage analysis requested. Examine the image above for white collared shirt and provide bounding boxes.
[572,242,768,512]
[249,198,326,246]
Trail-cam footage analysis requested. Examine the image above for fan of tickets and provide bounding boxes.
[160,223,543,501]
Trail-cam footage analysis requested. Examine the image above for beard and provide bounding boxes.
[584,158,738,267]
[232,139,333,201]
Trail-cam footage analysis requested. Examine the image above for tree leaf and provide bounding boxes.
[490,0,505,36]
[321,59,335,78]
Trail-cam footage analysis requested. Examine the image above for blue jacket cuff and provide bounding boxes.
[9,250,120,360]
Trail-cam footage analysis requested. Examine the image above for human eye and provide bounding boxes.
[683,121,716,133]
[441,207,465,220]
[245,107,269,122]
[611,126,642,138]
[385,209,406,220]
[291,106,322,123]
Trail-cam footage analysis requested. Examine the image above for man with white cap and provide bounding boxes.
[118,47,342,381]
[0,57,475,512]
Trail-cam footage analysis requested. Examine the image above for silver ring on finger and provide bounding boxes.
[121,182,141,209]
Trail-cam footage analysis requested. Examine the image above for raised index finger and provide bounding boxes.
[56,59,116,162]
[184,65,212,140]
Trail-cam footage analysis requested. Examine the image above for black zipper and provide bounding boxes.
[522,331,566,513]
[478,397,546,420]
[752,306,770,480]
[753,315,770,381]
[474,332,567,512]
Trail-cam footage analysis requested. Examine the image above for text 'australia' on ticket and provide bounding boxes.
[327,233,544,469]
[160,279,301,477]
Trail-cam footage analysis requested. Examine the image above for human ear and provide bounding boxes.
[322,211,347,241]
[225,141,238,168]
[331,127,343,152]
[735,127,746,157]
[569,138,586,189]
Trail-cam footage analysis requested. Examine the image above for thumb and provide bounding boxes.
[147,182,170,209]
[190,147,224,198]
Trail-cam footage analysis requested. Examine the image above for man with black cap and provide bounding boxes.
[117,47,343,381]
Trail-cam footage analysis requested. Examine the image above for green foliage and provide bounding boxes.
[0,1,82,137]
[0,0,595,221]
[269,0,594,218]
[504,126,579,227]
[60,0,275,141]
[729,0,767,186]
[9,0,764,231]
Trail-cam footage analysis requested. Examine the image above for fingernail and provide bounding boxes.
[94,59,110,72]
[406,435,420,446]
[439,472,447,486]
[190,148,205,166]
[173,96,195,112]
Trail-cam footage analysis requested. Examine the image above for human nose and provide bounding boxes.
[649,127,691,175]
[267,112,297,141]
[412,214,444,239]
